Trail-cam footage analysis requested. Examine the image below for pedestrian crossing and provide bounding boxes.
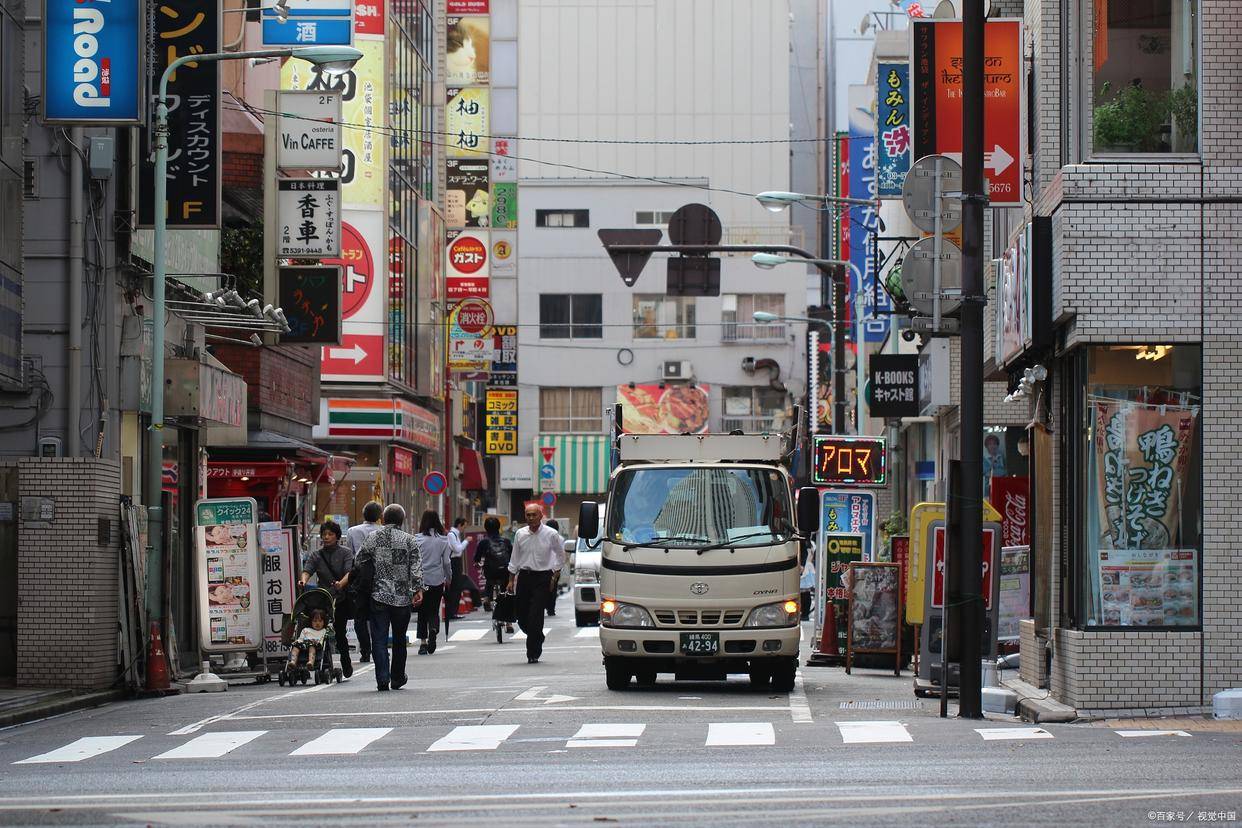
[7,721,1186,765]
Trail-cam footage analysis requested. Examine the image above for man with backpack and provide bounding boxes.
[475,517,514,634]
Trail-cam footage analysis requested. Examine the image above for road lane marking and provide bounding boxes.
[514,686,578,704]
[168,680,333,736]
[153,730,267,759]
[836,721,913,744]
[575,627,599,638]
[567,723,645,748]
[224,703,789,723]
[706,722,775,746]
[975,727,1053,741]
[509,629,548,641]
[1115,730,1191,738]
[789,671,812,723]
[290,728,393,756]
[449,629,488,641]
[13,735,143,764]
[426,725,519,752]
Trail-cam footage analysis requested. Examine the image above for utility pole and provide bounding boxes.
[956,0,986,719]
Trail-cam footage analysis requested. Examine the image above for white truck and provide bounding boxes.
[576,429,819,692]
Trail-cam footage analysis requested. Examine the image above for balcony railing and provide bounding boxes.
[719,225,806,252]
[721,321,787,342]
[721,415,783,434]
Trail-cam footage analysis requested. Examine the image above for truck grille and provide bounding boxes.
[654,609,745,627]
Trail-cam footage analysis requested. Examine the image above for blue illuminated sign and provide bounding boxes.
[262,1,353,46]
[43,0,143,123]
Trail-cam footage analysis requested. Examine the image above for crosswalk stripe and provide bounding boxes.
[575,627,599,638]
[509,629,548,641]
[1115,730,1191,738]
[836,721,913,744]
[976,727,1053,741]
[153,731,267,760]
[13,735,143,765]
[290,728,393,756]
[448,629,488,642]
[705,722,775,747]
[567,723,645,748]
[426,725,519,752]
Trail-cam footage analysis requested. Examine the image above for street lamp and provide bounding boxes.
[145,43,363,664]
[755,191,879,212]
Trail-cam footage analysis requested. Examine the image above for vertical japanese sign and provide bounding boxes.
[195,498,261,652]
[847,84,888,344]
[489,324,518,385]
[278,265,342,344]
[817,534,865,656]
[819,490,877,562]
[447,87,489,158]
[484,388,518,455]
[446,159,490,228]
[492,138,518,231]
[42,0,144,123]
[258,522,296,657]
[875,63,911,198]
[446,229,489,300]
[138,0,220,227]
[277,180,340,258]
[911,19,1024,206]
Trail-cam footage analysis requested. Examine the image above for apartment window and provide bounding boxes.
[721,294,786,341]
[722,386,789,433]
[632,295,696,340]
[535,209,590,228]
[539,294,603,339]
[1090,0,1197,153]
[539,387,604,433]
[635,210,676,225]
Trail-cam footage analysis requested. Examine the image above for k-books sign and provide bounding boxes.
[43,0,143,123]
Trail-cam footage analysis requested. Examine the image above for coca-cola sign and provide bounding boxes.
[989,476,1030,547]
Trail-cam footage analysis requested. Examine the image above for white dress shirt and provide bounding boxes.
[508,523,565,574]
[448,526,468,559]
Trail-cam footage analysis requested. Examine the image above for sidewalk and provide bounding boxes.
[0,684,125,729]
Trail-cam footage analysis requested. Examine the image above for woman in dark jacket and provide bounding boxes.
[474,517,514,634]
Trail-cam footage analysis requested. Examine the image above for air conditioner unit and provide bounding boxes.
[661,360,692,382]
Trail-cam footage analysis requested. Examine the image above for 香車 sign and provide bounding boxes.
[277,180,340,258]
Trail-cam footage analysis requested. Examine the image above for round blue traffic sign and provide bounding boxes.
[541,491,557,507]
[422,471,448,495]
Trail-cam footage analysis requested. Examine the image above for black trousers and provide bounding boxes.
[446,556,482,616]
[417,584,445,641]
[333,602,351,668]
[353,613,371,659]
[515,569,553,660]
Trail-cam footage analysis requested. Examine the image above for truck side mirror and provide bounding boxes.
[796,487,819,535]
[578,501,600,543]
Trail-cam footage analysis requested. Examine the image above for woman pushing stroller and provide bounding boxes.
[299,521,357,678]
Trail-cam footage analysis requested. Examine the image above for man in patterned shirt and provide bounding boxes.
[356,504,425,691]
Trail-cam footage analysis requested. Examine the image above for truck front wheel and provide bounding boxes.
[770,658,798,693]
[604,658,632,690]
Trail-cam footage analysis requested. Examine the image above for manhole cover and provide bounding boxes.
[839,700,924,710]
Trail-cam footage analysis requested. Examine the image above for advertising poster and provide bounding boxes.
[989,475,1030,548]
[997,226,1030,364]
[931,525,998,611]
[997,545,1030,641]
[138,0,220,227]
[492,182,518,229]
[447,87,490,157]
[446,159,491,228]
[490,232,517,275]
[195,498,261,652]
[615,384,710,434]
[817,534,865,656]
[847,84,890,343]
[848,563,901,653]
[258,522,296,657]
[875,62,912,198]
[485,388,518,455]
[1097,548,1198,627]
[446,229,490,300]
[319,212,386,380]
[1092,401,1198,551]
[447,16,490,85]
[43,0,143,123]
[819,490,877,562]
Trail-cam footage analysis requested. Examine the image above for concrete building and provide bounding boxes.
[500,0,805,521]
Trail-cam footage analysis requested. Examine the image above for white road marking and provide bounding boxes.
[426,725,519,752]
[154,730,267,760]
[514,686,578,704]
[976,727,1053,741]
[14,735,143,764]
[567,723,645,748]
[836,720,913,744]
[225,703,789,723]
[509,629,548,641]
[168,681,332,735]
[449,629,488,641]
[789,670,813,723]
[705,722,775,747]
[575,627,599,638]
[289,728,393,756]
[1115,730,1191,738]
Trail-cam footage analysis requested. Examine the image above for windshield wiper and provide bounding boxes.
[693,531,787,555]
[621,536,710,551]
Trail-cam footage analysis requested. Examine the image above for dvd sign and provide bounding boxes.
[43,0,143,123]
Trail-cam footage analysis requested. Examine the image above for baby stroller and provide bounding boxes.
[278,588,343,686]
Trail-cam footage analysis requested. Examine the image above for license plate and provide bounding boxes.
[680,632,719,656]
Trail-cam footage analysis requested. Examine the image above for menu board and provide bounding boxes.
[997,545,1031,641]
[258,522,297,657]
[1098,548,1198,627]
[816,534,865,660]
[846,562,902,675]
[195,498,262,652]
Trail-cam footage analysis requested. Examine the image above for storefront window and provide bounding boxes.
[1090,0,1197,153]
[1076,345,1201,628]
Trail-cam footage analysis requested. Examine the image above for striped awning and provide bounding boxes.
[533,434,612,495]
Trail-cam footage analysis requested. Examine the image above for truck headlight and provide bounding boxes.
[601,601,654,628]
[574,567,598,585]
[745,601,799,628]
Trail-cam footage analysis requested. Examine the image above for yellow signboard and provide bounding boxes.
[484,388,518,455]
[486,389,517,412]
[905,500,1002,625]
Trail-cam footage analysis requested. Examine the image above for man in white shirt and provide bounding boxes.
[508,504,565,663]
[446,517,482,619]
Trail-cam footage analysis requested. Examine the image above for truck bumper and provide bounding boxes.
[600,625,800,660]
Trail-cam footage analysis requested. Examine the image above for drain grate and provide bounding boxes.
[839,700,924,710]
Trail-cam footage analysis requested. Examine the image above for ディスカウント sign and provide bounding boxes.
[42,0,143,123]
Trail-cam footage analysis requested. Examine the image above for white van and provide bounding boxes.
[571,507,605,626]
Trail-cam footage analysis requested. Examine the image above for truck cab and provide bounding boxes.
[578,432,819,692]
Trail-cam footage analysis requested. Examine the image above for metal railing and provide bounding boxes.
[719,225,806,252]
[720,415,783,434]
[721,321,787,342]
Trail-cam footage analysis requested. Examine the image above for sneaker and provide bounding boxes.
[417,643,429,655]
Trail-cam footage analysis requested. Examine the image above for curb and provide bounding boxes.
[1001,676,1077,724]
[0,689,127,730]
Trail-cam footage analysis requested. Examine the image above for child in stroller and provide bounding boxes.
[279,588,343,686]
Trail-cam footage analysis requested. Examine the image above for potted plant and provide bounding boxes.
[1093,81,1170,153]
[1168,80,1197,152]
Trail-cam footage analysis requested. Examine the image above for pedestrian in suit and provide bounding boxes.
[508,504,565,663]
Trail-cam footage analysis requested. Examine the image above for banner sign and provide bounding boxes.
[817,533,865,657]
[195,498,261,652]
[485,388,518,455]
[446,159,490,228]
[931,525,999,612]
[278,266,342,344]
[446,229,490,299]
[911,18,1024,206]
[868,354,920,419]
[847,84,889,343]
[43,0,143,123]
[320,213,385,380]
[277,180,340,257]
[615,384,710,435]
[263,0,354,46]
[996,223,1032,365]
[258,522,296,657]
[989,475,1030,548]
[138,0,220,227]
[997,544,1030,641]
[820,489,877,563]
[448,297,494,372]
[447,87,489,157]
[447,15,490,85]
[276,90,343,170]
[875,62,911,198]
[489,324,518,382]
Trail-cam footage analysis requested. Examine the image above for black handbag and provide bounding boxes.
[346,553,375,620]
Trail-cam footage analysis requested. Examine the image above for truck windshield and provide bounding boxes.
[608,467,792,548]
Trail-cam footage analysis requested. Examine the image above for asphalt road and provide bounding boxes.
[1,595,1239,826]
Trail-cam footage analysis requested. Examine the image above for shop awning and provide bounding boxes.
[459,446,488,490]
[533,434,612,495]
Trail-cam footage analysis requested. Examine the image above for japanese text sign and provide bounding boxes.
[875,63,911,198]
[195,498,261,653]
[911,19,1024,206]
[820,489,877,562]
[848,83,889,343]
[868,354,920,419]
[447,87,489,158]
[485,388,518,455]
[277,180,340,258]
[263,0,354,46]
[277,90,343,170]
[931,525,998,612]
[258,522,296,656]
[278,266,342,344]
[812,435,887,487]
[43,0,143,123]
